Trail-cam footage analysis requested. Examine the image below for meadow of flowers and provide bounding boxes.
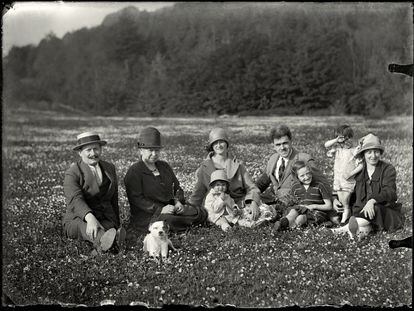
[2,108,412,307]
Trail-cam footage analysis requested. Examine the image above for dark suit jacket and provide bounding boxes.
[63,159,120,227]
[256,148,331,198]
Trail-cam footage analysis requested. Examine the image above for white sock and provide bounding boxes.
[331,224,349,233]
[356,218,371,227]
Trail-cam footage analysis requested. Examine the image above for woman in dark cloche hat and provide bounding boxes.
[124,127,207,233]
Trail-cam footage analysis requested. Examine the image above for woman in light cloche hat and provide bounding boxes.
[188,127,262,221]
[332,133,404,240]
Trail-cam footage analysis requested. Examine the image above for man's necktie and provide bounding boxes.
[278,158,285,182]
[93,165,102,186]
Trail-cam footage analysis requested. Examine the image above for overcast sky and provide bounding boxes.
[2,2,175,56]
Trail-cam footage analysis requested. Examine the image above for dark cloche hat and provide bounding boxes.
[137,127,162,148]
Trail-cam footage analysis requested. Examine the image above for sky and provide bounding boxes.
[2,2,175,56]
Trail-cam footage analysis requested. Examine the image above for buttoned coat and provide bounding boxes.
[352,160,403,231]
[124,160,184,227]
[124,160,207,232]
[188,153,261,208]
[256,148,330,199]
[353,160,397,208]
[63,159,120,228]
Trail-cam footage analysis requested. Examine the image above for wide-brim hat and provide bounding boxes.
[73,132,107,151]
[208,127,229,148]
[137,127,162,148]
[209,169,229,186]
[354,133,385,156]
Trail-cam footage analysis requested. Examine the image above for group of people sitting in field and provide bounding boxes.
[62,124,405,254]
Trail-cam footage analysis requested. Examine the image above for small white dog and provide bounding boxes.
[143,221,176,261]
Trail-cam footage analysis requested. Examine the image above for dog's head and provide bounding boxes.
[148,220,169,238]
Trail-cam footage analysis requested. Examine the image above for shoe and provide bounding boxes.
[339,218,350,226]
[100,228,116,252]
[274,217,289,231]
[348,216,359,240]
[323,221,334,228]
[116,227,126,251]
[109,243,120,255]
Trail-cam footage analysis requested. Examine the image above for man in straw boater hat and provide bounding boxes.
[63,132,126,254]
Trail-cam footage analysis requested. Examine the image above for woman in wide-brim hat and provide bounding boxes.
[332,133,404,240]
[188,127,262,220]
[124,127,207,233]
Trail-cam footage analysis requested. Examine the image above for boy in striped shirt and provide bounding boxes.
[274,160,334,231]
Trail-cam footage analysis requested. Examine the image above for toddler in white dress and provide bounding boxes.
[325,125,363,224]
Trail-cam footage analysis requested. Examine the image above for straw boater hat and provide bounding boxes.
[208,128,229,149]
[137,127,162,148]
[354,133,385,156]
[73,132,107,151]
[209,170,229,186]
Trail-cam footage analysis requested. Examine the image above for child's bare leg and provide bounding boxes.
[215,217,231,232]
[337,191,351,224]
[274,209,299,231]
[285,209,299,227]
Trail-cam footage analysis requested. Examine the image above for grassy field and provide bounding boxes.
[2,108,412,307]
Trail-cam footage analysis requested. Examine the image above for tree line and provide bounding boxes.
[3,3,412,116]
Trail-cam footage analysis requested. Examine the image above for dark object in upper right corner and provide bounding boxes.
[388,63,413,77]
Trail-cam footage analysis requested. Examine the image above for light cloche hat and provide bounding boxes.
[354,133,384,156]
[208,128,229,149]
[209,170,229,186]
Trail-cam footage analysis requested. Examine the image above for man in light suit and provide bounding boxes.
[63,132,125,253]
[256,124,331,204]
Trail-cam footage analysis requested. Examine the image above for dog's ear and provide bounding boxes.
[163,221,170,233]
[148,222,155,231]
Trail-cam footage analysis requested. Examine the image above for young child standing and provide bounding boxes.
[324,125,363,224]
[274,161,333,230]
[204,170,242,231]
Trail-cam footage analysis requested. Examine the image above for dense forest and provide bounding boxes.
[3,3,413,116]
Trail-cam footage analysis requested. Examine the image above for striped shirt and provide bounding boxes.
[291,179,330,205]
